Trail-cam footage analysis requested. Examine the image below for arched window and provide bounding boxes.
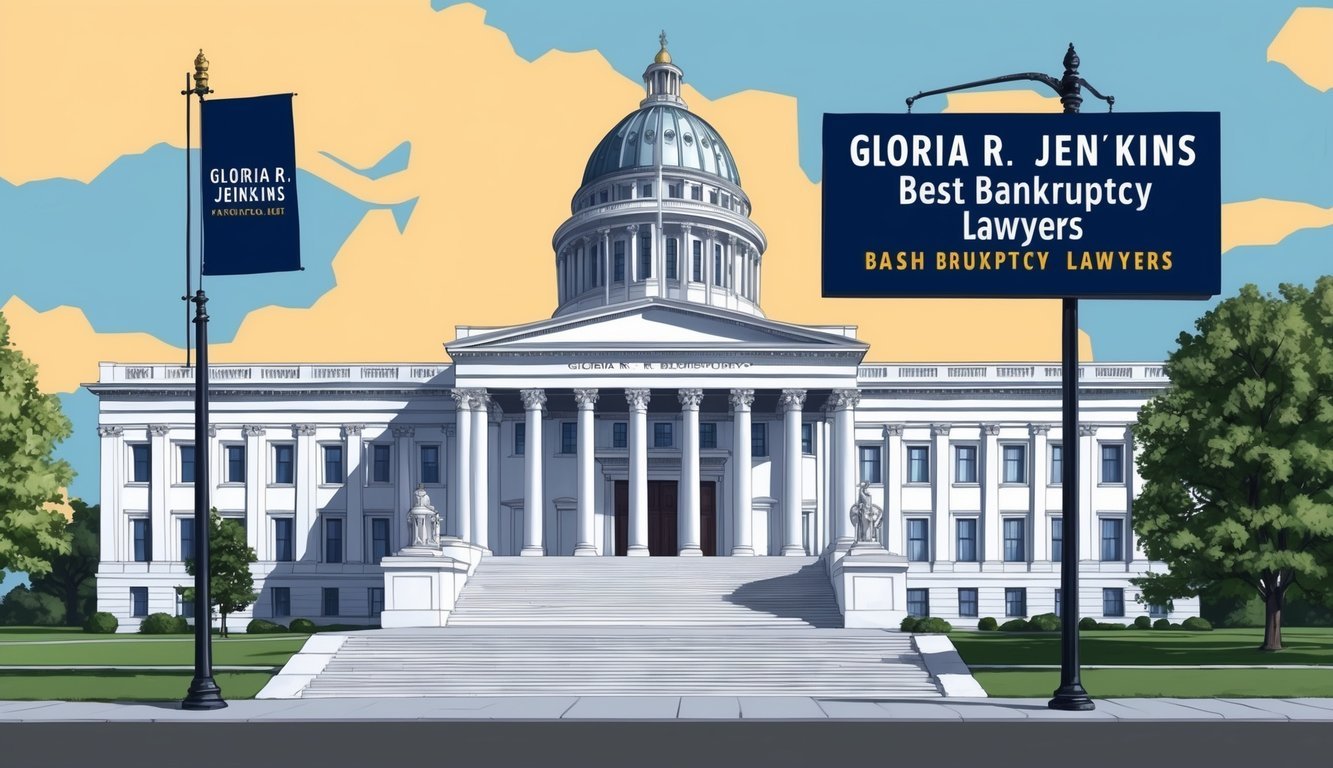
[665,238,678,281]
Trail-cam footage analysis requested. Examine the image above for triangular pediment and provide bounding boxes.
[447,299,865,355]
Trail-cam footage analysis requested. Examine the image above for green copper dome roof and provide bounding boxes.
[581,105,741,188]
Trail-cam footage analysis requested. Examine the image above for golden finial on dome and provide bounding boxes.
[654,30,671,64]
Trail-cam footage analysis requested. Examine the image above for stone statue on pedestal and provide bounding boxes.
[407,484,441,549]
[849,480,884,548]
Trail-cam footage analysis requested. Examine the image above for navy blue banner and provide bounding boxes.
[201,94,301,276]
[821,112,1220,298]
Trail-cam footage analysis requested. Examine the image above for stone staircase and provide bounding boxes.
[295,556,942,699]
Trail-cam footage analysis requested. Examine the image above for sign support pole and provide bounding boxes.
[904,43,1111,712]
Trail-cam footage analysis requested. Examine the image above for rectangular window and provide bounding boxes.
[667,182,681,199]
[180,444,196,484]
[1003,518,1026,562]
[1100,518,1124,561]
[223,516,246,536]
[420,445,440,484]
[801,423,814,455]
[665,238,678,280]
[690,184,702,201]
[1050,518,1063,561]
[709,189,718,204]
[907,445,930,483]
[958,588,979,618]
[514,422,526,456]
[179,590,194,619]
[1002,444,1027,484]
[1103,588,1125,617]
[617,184,631,200]
[1050,443,1063,485]
[699,422,717,450]
[132,518,150,563]
[371,518,391,564]
[638,232,652,279]
[180,518,194,563]
[561,422,577,454]
[614,241,626,281]
[907,588,929,618]
[131,444,151,483]
[322,587,340,617]
[1055,588,1062,618]
[954,445,978,483]
[274,518,294,562]
[272,587,291,618]
[225,445,245,484]
[323,445,344,485]
[858,445,882,484]
[369,587,385,617]
[720,192,731,209]
[641,183,653,198]
[274,444,295,485]
[325,518,344,564]
[653,422,673,448]
[956,518,978,562]
[907,519,929,562]
[371,444,391,483]
[612,422,628,449]
[1005,587,1027,617]
[130,587,148,618]
[1149,603,1168,618]
[751,423,768,457]
[691,240,703,282]
[1102,444,1125,484]
[713,244,723,285]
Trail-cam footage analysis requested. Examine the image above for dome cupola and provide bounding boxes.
[551,35,768,319]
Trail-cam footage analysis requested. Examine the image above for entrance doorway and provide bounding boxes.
[614,481,718,556]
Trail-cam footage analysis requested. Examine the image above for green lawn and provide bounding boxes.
[973,668,1333,698]
[950,627,1333,666]
[0,635,306,666]
[0,670,274,701]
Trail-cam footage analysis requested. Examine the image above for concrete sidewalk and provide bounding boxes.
[2,697,1331,721]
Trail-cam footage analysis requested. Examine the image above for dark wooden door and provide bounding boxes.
[614,481,627,556]
[648,481,678,556]
[700,481,717,556]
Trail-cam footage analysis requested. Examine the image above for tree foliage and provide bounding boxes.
[1133,279,1333,651]
[0,311,74,576]
[183,508,257,637]
[0,583,65,625]
[30,499,99,625]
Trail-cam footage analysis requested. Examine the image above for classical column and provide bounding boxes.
[1030,424,1051,561]
[1079,424,1097,561]
[344,425,365,563]
[470,389,491,552]
[678,388,704,556]
[680,224,693,289]
[574,389,600,556]
[242,425,266,559]
[443,424,457,538]
[625,389,651,556]
[148,424,170,562]
[600,228,612,304]
[830,389,860,550]
[982,424,1001,563]
[730,388,756,556]
[1125,425,1139,560]
[627,224,640,298]
[703,228,716,305]
[779,389,807,555]
[450,389,472,543]
[294,424,318,561]
[930,423,951,562]
[97,426,123,564]
[520,389,546,556]
[884,424,905,554]
[393,425,414,555]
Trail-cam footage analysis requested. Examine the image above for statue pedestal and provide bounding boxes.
[830,546,909,629]
[379,541,485,628]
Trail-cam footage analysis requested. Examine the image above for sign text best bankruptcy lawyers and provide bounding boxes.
[821,113,1220,298]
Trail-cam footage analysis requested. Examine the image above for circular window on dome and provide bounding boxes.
[627,131,638,144]
[700,136,710,148]
[682,133,693,146]
[644,129,656,143]
[664,128,676,143]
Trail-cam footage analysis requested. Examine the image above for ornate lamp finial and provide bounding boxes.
[654,30,672,64]
[1063,43,1079,74]
[192,49,211,95]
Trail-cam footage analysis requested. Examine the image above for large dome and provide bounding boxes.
[582,105,741,188]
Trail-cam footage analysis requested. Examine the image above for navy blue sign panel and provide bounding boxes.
[821,112,1220,299]
[201,94,302,276]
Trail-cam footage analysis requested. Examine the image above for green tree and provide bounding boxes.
[0,583,64,625]
[0,311,74,577]
[30,500,99,625]
[1133,279,1333,651]
[182,508,257,637]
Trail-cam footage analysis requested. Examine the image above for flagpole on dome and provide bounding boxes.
[180,48,225,711]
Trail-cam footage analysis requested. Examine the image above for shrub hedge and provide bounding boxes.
[977,617,998,631]
[83,611,119,634]
[999,619,1030,632]
[1133,616,1152,629]
[1153,618,1172,630]
[246,618,288,634]
[913,617,954,634]
[1027,613,1060,632]
[1181,617,1213,631]
[288,618,317,633]
[139,613,189,634]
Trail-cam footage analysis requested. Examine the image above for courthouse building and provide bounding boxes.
[90,41,1197,630]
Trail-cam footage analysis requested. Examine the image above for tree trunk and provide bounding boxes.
[1261,590,1284,651]
[221,611,228,638]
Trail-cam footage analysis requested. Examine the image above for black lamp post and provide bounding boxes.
[905,44,1113,712]
[180,49,225,711]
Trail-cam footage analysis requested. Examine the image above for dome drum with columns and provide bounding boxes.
[552,32,767,318]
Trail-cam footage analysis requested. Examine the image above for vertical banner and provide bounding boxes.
[201,94,302,275]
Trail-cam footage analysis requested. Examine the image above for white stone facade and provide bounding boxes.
[89,41,1198,631]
